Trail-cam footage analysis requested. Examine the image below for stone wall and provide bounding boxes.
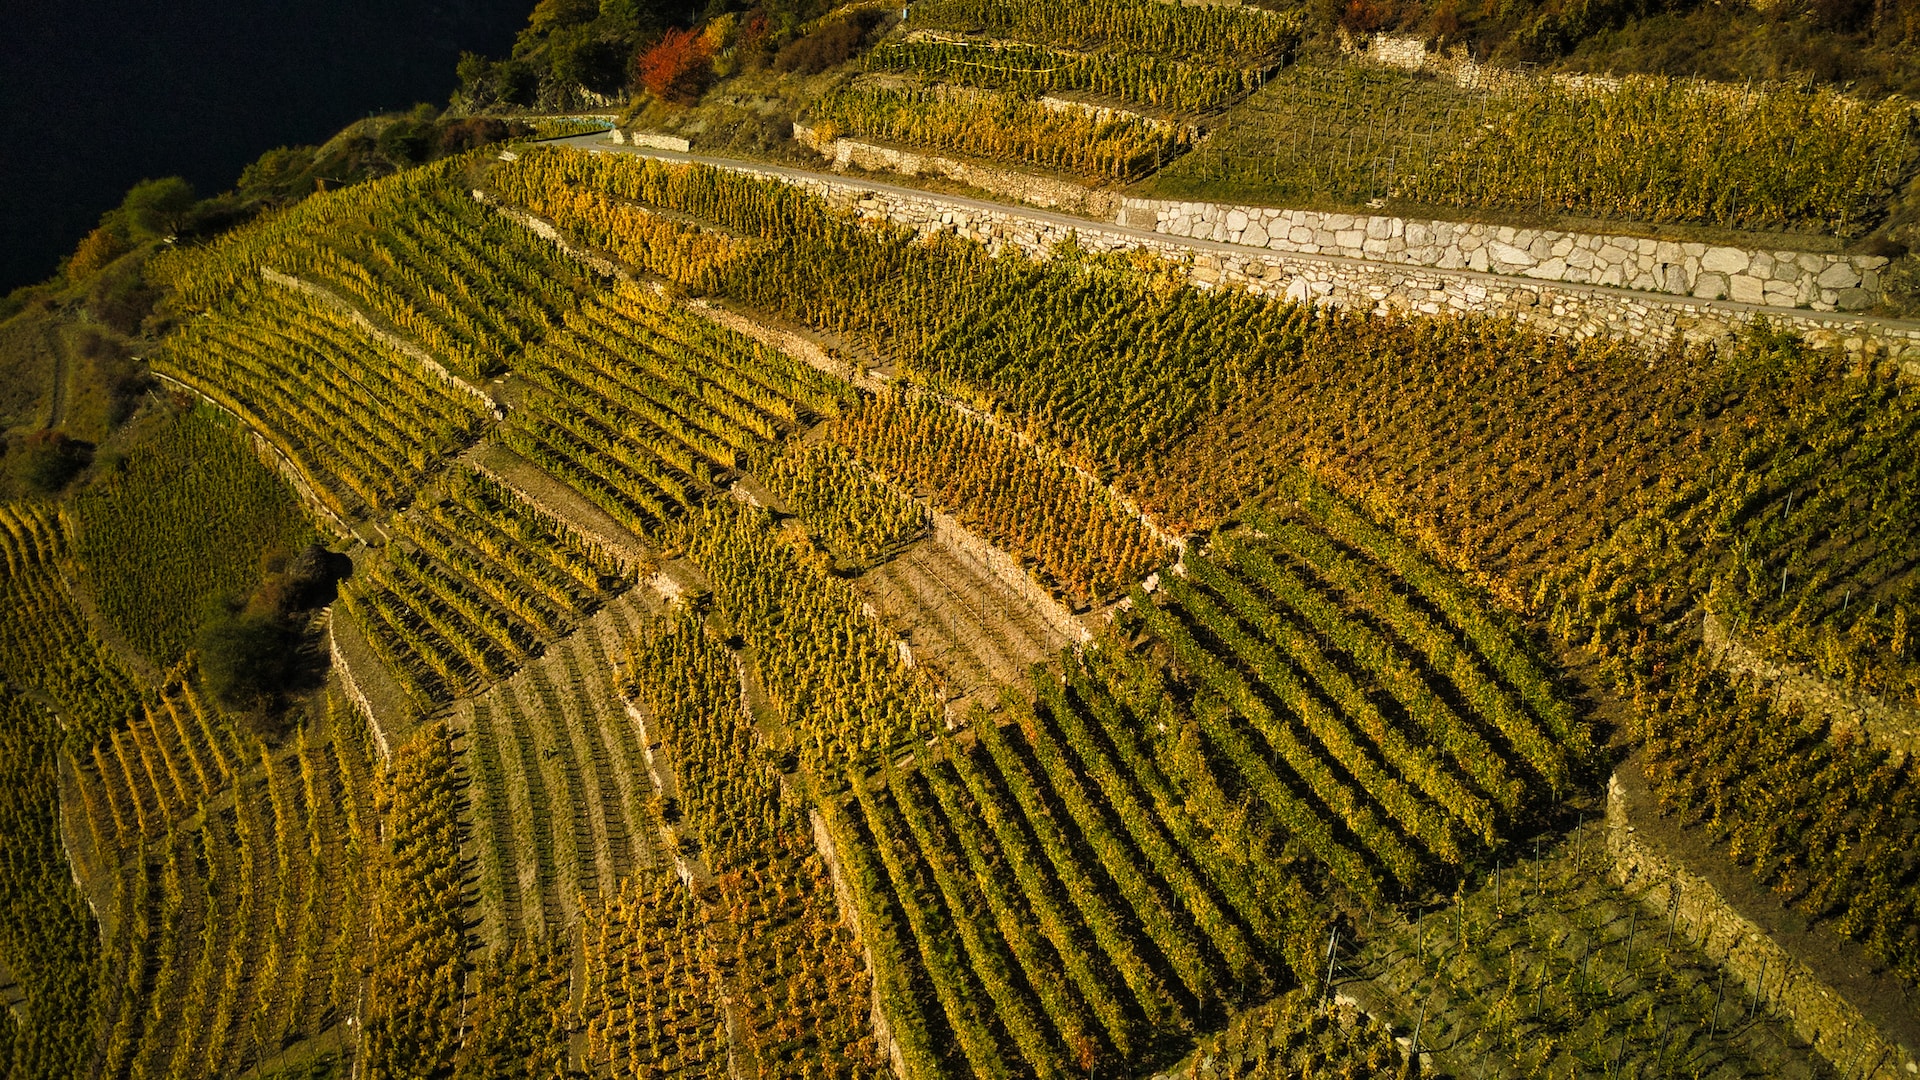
[1114,198,1890,312]
[611,129,690,152]
[1608,770,1918,1080]
[793,124,1116,216]
[580,144,1920,363]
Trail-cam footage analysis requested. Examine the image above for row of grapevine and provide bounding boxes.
[1133,485,1587,900]
[904,0,1299,65]
[0,502,145,742]
[833,390,1167,606]
[1642,657,1920,987]
[360,722,468,1079]
[819,644,1329,1078]
[153,284,492,520]
[72,403,316,668]
[866,39,1260,113]
[1153,59,1917,234]
[459,594,657,945]
[500,282,854,538]
[810,83,1185,180]
[75,685,377,1080]
[752,440,929,569]
[340,465,625,708]
[678,501,944,769]
[0,688,100,1080]
[155,160,592,378]
[623,613,886,1077]
[1174,992,1407,1079]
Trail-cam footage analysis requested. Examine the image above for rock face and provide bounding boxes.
[1116,197,1892,313]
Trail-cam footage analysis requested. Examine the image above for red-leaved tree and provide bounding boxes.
[635,27,714,104]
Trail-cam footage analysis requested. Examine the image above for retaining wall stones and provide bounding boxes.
[578,143,1920,362]
[1114,198,1890,312]
[611,129,691,152]
[1607,769,1918,1080]
[793,124,1115,215]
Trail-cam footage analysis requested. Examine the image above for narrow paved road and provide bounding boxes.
[548,131,1920,334]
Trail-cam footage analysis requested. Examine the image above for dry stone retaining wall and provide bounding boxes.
[792,124,1115,215]
[729,161,1920,362]
[1115,198,1890,312]
[1607,771,1918,1080]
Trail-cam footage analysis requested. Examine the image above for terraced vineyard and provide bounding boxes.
[823,647,1325,1078]
[153,284,492,522]
[797,0,1291,180]
[1143,59,1918,233]
[9,27,1919,1080]
[156,165,591,380]
[1134,476,1589,901]
[457,590,658,947]
[502,282,854,538]
[340,466,628,708]
[0,503,145,742]
[1348,822,1832,1079]
[67,681,377,1080]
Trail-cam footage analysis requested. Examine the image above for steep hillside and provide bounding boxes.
[0,2,1916,1079]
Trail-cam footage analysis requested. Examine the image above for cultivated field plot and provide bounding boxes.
[456,589,657,950]
[502,282,856,538]
[1136,477,1589,903]
[153,284,492,522]
[1348,824,1831,1080]
[1144,59,1916,234]
[852,532,1072,718]
[802,0,1293,181]
[65,682,376,1080]
[340,466,628,708]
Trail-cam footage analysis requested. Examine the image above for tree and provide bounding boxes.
[119,177,197,240]
[550,25,630,94]
[636,26,714,103]
[197,611,301,714]
[7,432,90,494]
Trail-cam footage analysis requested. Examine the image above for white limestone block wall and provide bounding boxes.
[1115,198,1891,312]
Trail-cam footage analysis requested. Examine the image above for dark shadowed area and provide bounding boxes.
[0,0,533,292]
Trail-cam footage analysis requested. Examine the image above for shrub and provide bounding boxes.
[8,431,90,494]
[773,10,885,75]
[636,26,715,103]
[66,228,126,280]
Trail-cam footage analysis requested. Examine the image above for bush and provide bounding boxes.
[7,432,90,494]
[636,26,715,102]
[773,10,885,76]
[197,611,303,715]
[66,228,127,281]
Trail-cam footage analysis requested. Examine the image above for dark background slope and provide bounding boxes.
[0,0,532,292]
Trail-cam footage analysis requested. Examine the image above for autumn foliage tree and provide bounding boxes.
[635,27,713,103]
